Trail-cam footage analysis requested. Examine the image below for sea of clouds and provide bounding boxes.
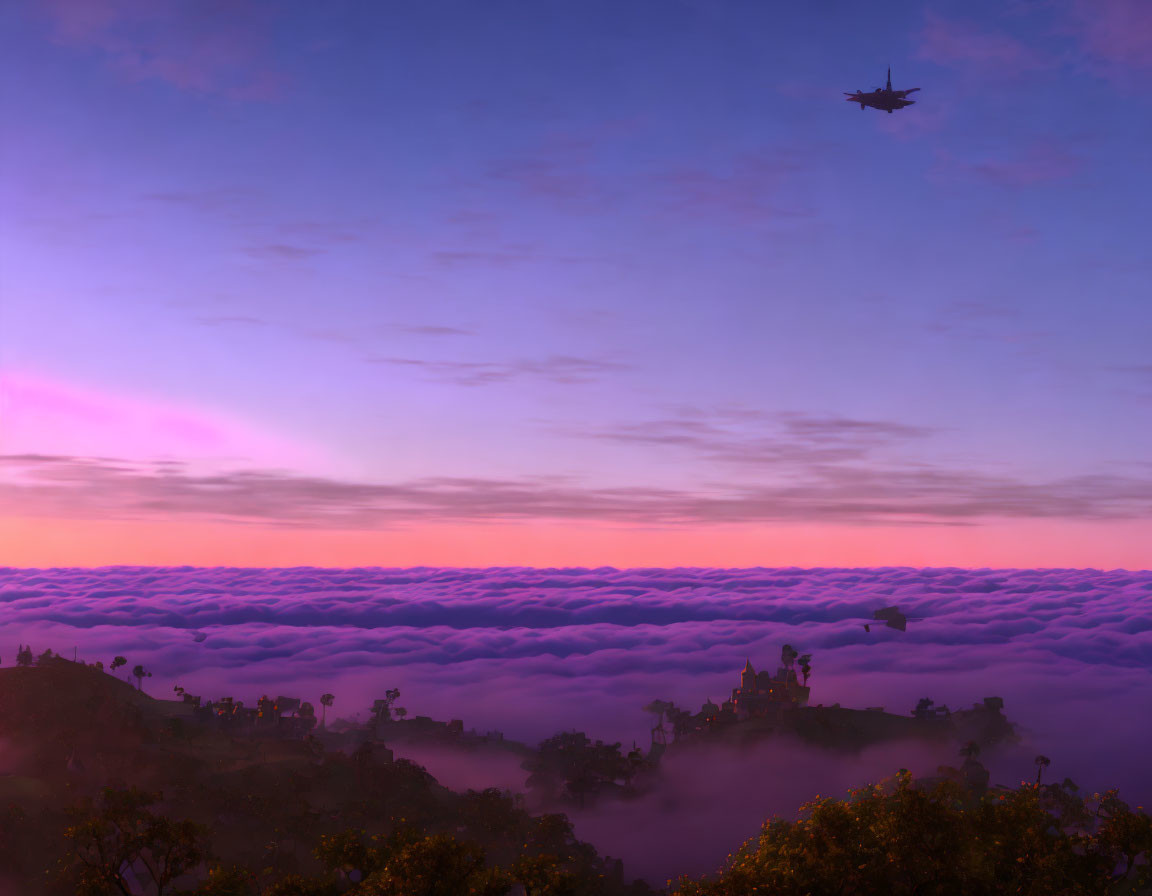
[2,566,1149,882]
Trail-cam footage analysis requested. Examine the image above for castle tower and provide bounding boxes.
[741,659,756,692]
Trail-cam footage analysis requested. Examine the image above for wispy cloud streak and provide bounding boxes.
[35,0,288,99]
[3,453,1152,528]
[370,355,630,387]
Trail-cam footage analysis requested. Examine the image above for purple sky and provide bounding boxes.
[2,0,1151,566]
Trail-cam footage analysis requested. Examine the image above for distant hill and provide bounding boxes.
[0,659,646,896]
[0,658,147,774]
[665,700,1017,756]
[0,657,267,793]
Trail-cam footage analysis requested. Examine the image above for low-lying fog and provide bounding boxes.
[3,566,1150,883]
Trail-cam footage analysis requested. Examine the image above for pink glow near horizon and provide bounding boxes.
[3,516,1151,569]
[2,370,1150,568]
[0,371,322,471]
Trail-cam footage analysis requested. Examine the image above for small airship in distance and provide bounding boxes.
[863,605,922,632]
[845,67,919,113]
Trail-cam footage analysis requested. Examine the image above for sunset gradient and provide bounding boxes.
[2,0,1151,567]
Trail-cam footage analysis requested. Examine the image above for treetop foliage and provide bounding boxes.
[672,771,1152,896]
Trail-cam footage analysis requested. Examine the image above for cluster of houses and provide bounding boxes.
[912,695,1005,721]
[172,692,321,737]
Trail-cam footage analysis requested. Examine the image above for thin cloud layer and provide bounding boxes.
[932,143,1083,189]
[581,411,935,466]
[648,152,815,224]
[1069,0,1152,73]
[393,325,473,337]
[242,244,324,261]
[917,12,1051,77]
[918,3,1152,86]
[35,0,288,99]
[4,452,1152,527]
[370,355,630,387]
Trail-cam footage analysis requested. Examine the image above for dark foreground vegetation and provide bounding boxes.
[0,656,1148,894]
[675,771,1151,896]
[0,658,647,895]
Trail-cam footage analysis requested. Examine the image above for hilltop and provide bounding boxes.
[0,657,652,895]
[646,651,1016,760]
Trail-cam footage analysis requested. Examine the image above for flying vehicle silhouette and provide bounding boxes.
[845,67,919,113]
[863,605,919,632]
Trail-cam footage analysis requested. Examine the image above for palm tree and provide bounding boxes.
[798,654,812,687]
[643,700,673,747]
[1035,755,1051,787]
[132,664,152,693]
[320,693,334,727]
[781,644,798,674]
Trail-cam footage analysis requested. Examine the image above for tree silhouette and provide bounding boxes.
[110,656,127,672]
[798,654,812,687]
[394,707,408,720]
[623,745,646,790]
[643,700,674,747]
[1036,754,1052,786]
[315,827,388,883]
[355,834,505,896]
[15,645,33,667]
[62,787,209,896]
[371,688,402,723]
[186,865,261,895]
[522,731,636,810]
[511,852,581,896]
[320,693,335,727]
[781,644,798,675]
[671,770,1152,896]
[132,664,152,693]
